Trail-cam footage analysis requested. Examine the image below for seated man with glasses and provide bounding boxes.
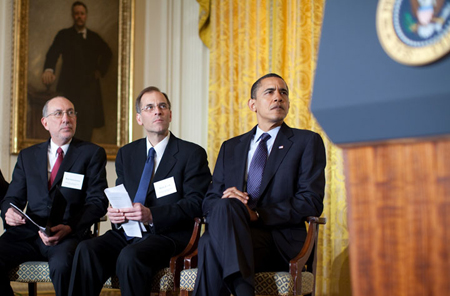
[0,96,108,296]
[68,86,211,296]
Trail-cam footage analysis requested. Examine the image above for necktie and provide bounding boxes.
[247,133,271,209]
[134,148,156,205]
[125,148,155,240]
[49,147,63,189]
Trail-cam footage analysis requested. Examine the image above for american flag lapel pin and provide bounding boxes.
[278,145,284,149]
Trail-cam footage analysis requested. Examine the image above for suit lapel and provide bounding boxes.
[233,128,255,191]
[130,139,148,201]
[37,140,51,191]
[259,123,293,197]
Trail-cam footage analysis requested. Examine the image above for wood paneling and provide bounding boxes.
[344,139,450,296]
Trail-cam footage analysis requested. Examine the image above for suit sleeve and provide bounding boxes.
[0,169,9,202]
[43,30,64,71]
[258,133,326,226]
[202,142,227,216]
[151,145,211,233]
[0,152,28,225]
[68,145,108,238]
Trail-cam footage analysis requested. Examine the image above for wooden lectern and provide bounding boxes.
[312,1,450,295]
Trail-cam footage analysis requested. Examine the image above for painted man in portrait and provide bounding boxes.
[42,1,112,142]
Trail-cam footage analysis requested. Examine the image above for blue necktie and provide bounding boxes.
[247,133,271,209]
[134,148,156,205]
[125,148,155,240]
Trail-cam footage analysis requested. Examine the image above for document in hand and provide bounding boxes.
[104,184,146,238]
[9,203,51,236]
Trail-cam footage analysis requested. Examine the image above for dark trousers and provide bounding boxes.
[193,198,287,296]
[0,234,78,296]
[68,229,177,296]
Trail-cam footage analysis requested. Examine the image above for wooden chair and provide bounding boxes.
[8,217,105,296]
[103,217,203,296]
[179,216,326,296]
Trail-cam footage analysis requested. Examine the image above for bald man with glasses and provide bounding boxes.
[0,96,108,296]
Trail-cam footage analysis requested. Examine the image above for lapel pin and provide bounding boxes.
[278,146,284,149]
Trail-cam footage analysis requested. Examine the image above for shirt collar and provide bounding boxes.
[146,133,170,158]
[49,139,71,156]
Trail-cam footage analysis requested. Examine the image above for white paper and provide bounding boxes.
[154,176,177,198]
[104,184,146,238]
[9,203,50,235]
[62,172,84,190]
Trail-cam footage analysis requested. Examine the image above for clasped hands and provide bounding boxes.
[222,187,259,221]
[107,203,153,225]
[5,207,72,246]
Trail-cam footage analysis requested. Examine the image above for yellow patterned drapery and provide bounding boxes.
[197,0,350,295]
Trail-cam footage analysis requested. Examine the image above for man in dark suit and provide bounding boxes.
[193,73,327,296]
[68,86,211,296]
[0,170,8,201]
[42,1,112,142]
[0,96,108,296]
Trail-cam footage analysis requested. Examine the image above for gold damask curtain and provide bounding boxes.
[197,0,350,294]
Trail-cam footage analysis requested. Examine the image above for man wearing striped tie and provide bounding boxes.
[0,96,108,296]
[193,73,327,296]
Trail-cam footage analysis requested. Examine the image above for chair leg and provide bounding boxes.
[28,282,38,296]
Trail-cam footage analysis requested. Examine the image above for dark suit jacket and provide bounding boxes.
[0,170,8,202]
[114,133,211,248]
[203,123,326,261]
[44,26,112,128]
[0,138,108,241]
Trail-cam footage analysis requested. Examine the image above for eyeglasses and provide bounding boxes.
[141,103,169,112]
[46,110,77,118]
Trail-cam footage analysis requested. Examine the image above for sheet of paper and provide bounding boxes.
[9,203,50,235]
[104,184,145,238]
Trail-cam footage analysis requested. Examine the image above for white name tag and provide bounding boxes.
[62,172,84,190]
[154,176,177,198]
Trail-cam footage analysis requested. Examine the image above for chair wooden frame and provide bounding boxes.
[103,217,203,296]
[180,216,326,296]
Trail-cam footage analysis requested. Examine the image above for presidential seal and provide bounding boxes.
[377,0,450,65]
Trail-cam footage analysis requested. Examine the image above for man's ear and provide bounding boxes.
[136,113,143,126]
[248,98,257,112]
[41,117,50,131]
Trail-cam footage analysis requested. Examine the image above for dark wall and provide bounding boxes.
[311,0,450,145]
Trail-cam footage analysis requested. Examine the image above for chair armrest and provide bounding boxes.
[183,248,198,270]
[289,216,326,295]
[168,217,203,288]
[93,215,108,238]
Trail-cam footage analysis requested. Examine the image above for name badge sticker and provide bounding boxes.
[62,172,84,190]
[154,176,177,198]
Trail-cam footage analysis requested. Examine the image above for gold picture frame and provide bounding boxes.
[11,0,134,160]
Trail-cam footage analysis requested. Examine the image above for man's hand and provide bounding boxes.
[222,187,259,221]
[39,224,72,246]
[222,187,249,204]
[5,207,26,226]
[107,204,153,224]
[42,70,56,85]
[107,206,127,224]
[123,203,152,224]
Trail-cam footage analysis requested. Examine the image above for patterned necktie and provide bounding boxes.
[49,147,63,189]
[134,148,156,205]
[247,133,271,209]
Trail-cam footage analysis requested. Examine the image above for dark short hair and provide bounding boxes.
[72,1,87,13]
[250,73,288,99]
[135,86,171,113]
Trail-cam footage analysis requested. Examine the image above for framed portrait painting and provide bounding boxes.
[11,0,134,159]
